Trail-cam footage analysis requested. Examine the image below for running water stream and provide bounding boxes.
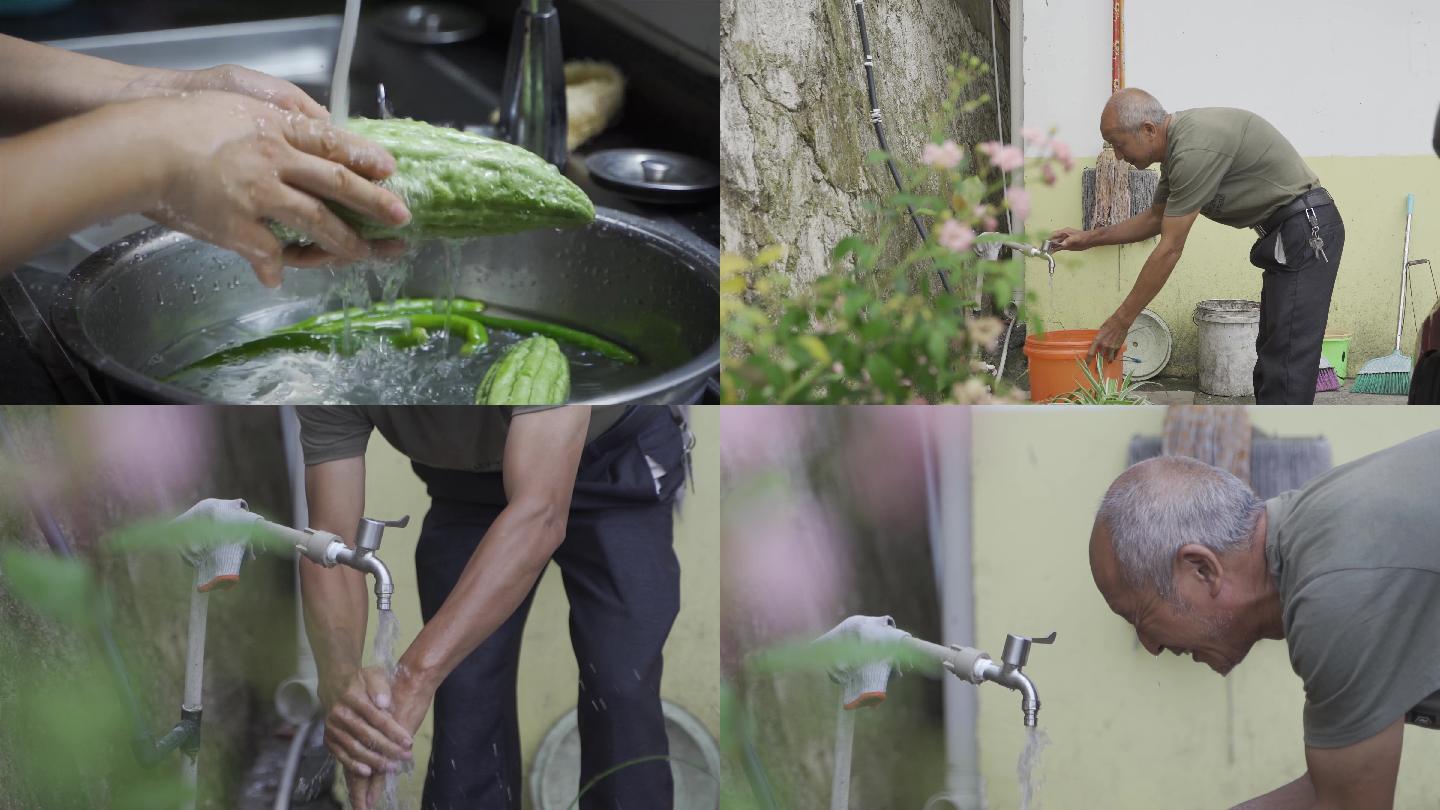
[372,609,410,810]
[1016,726,1050,810]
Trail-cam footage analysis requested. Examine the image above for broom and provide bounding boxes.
[1315,356,1339,392]
[1353,194,1417,394]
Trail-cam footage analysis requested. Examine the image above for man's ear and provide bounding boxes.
[1175,544,1224,596]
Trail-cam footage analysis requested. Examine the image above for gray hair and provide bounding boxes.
[1096,456,1263,598]
[1109,89,1169,133]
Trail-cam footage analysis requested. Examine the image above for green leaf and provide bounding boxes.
[0,550,95,628]
[865,354,899,392]
[796,336,830,364]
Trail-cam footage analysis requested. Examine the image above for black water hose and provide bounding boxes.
[0,410,153,764]
[850,0,952,293]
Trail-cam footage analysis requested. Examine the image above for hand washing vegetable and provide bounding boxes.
[274,117,595,242]
[474,336,570,404]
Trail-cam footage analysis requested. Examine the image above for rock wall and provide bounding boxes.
[721,0,1009,282]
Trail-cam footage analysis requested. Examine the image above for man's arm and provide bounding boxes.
[300,456,371,701]
[1086,201,1167,247]
[1229,719,1404,810]
[1049,201,1165,251]
[392,407,590,698]
[1087,209,1200,362]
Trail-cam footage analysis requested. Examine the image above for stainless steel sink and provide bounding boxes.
[45,15,344,84]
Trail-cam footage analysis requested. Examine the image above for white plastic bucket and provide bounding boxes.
[1193,299,1260,396]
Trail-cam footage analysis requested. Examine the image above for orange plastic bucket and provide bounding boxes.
[1023,329,1122,402]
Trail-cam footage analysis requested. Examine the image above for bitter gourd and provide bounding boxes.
[474,336,570,405]
[278,117,595,241]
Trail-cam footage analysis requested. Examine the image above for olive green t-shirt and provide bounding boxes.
[1265,430,1440,748]
[1153,108,1320,228]
[297,406,625,472]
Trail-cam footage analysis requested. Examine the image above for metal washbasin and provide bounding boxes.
[52,210,719,404]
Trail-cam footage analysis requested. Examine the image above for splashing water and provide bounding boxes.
[1017,726,1050,810]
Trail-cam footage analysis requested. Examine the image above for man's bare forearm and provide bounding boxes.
[1230,772,1315,810]
[396,497,567,691]
[396,407,591,692]
[0,34,181,135]
[1085,207,1163,247]
[300,457,373,703]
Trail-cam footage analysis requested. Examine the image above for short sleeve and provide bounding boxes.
[296,407,376,466]
[1153,171,1170,207]
[1161,148,1233,217]
[1287,568,1440,748]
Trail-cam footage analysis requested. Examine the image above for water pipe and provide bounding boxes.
[274,407,321,728]
[817,616,1056,810]
[921,413,982,809]
[167,497,264,810]
[847,0,950,293]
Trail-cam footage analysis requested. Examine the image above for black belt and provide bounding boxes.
[1254,187,1334,237]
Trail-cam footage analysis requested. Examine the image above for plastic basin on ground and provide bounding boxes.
[1023,329,1122,402]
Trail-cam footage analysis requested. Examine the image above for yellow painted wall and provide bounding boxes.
[353,407,719,808]
[1025,157,1440,377]
[971,406,1440,809]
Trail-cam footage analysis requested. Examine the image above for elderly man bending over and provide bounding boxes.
[1089,430,1440,809]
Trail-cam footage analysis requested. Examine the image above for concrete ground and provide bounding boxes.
[1131,376,1409,405]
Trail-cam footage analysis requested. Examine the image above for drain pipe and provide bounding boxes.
[1007,0,1026,313]
[921,411,982,809]
[274,406,321,727]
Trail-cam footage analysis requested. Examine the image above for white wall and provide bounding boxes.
[1023,0,1440,157]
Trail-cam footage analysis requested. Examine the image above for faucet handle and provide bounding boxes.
[1001,631,1057,669]
[355,515,411,552]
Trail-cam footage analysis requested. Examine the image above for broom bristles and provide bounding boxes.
[1093,144,1132,228]
[1082,145,1160,230]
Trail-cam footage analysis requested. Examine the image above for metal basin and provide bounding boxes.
[52,208,718,404]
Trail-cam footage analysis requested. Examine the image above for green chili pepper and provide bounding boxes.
[469,314,637,363]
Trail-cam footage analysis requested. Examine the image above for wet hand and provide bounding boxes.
[322,666,414,793]
[134,92,412,287]
[170,64,330,121]
[1048,227,1090,252]
[1086,312,1133,365]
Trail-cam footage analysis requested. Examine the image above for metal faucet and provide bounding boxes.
[975,233,1057,278]
[817,616,1056,727]
[978,632,1056,727]
[289,515,410,611]
[497,0,567,168]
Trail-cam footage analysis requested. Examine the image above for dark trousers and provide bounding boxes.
[412,407,687,809]
[1247,202,1345,404]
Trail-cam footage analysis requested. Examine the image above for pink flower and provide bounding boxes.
[1005,187,1031,219]
[1021,126,1046,146]
[937,219,975,252]
[979,141,1025,173]
[984,215,999,231]
[1042,163,1058,186]
[922,140,963,170]
[972,204,989,222]
[1051,138,1074,171]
